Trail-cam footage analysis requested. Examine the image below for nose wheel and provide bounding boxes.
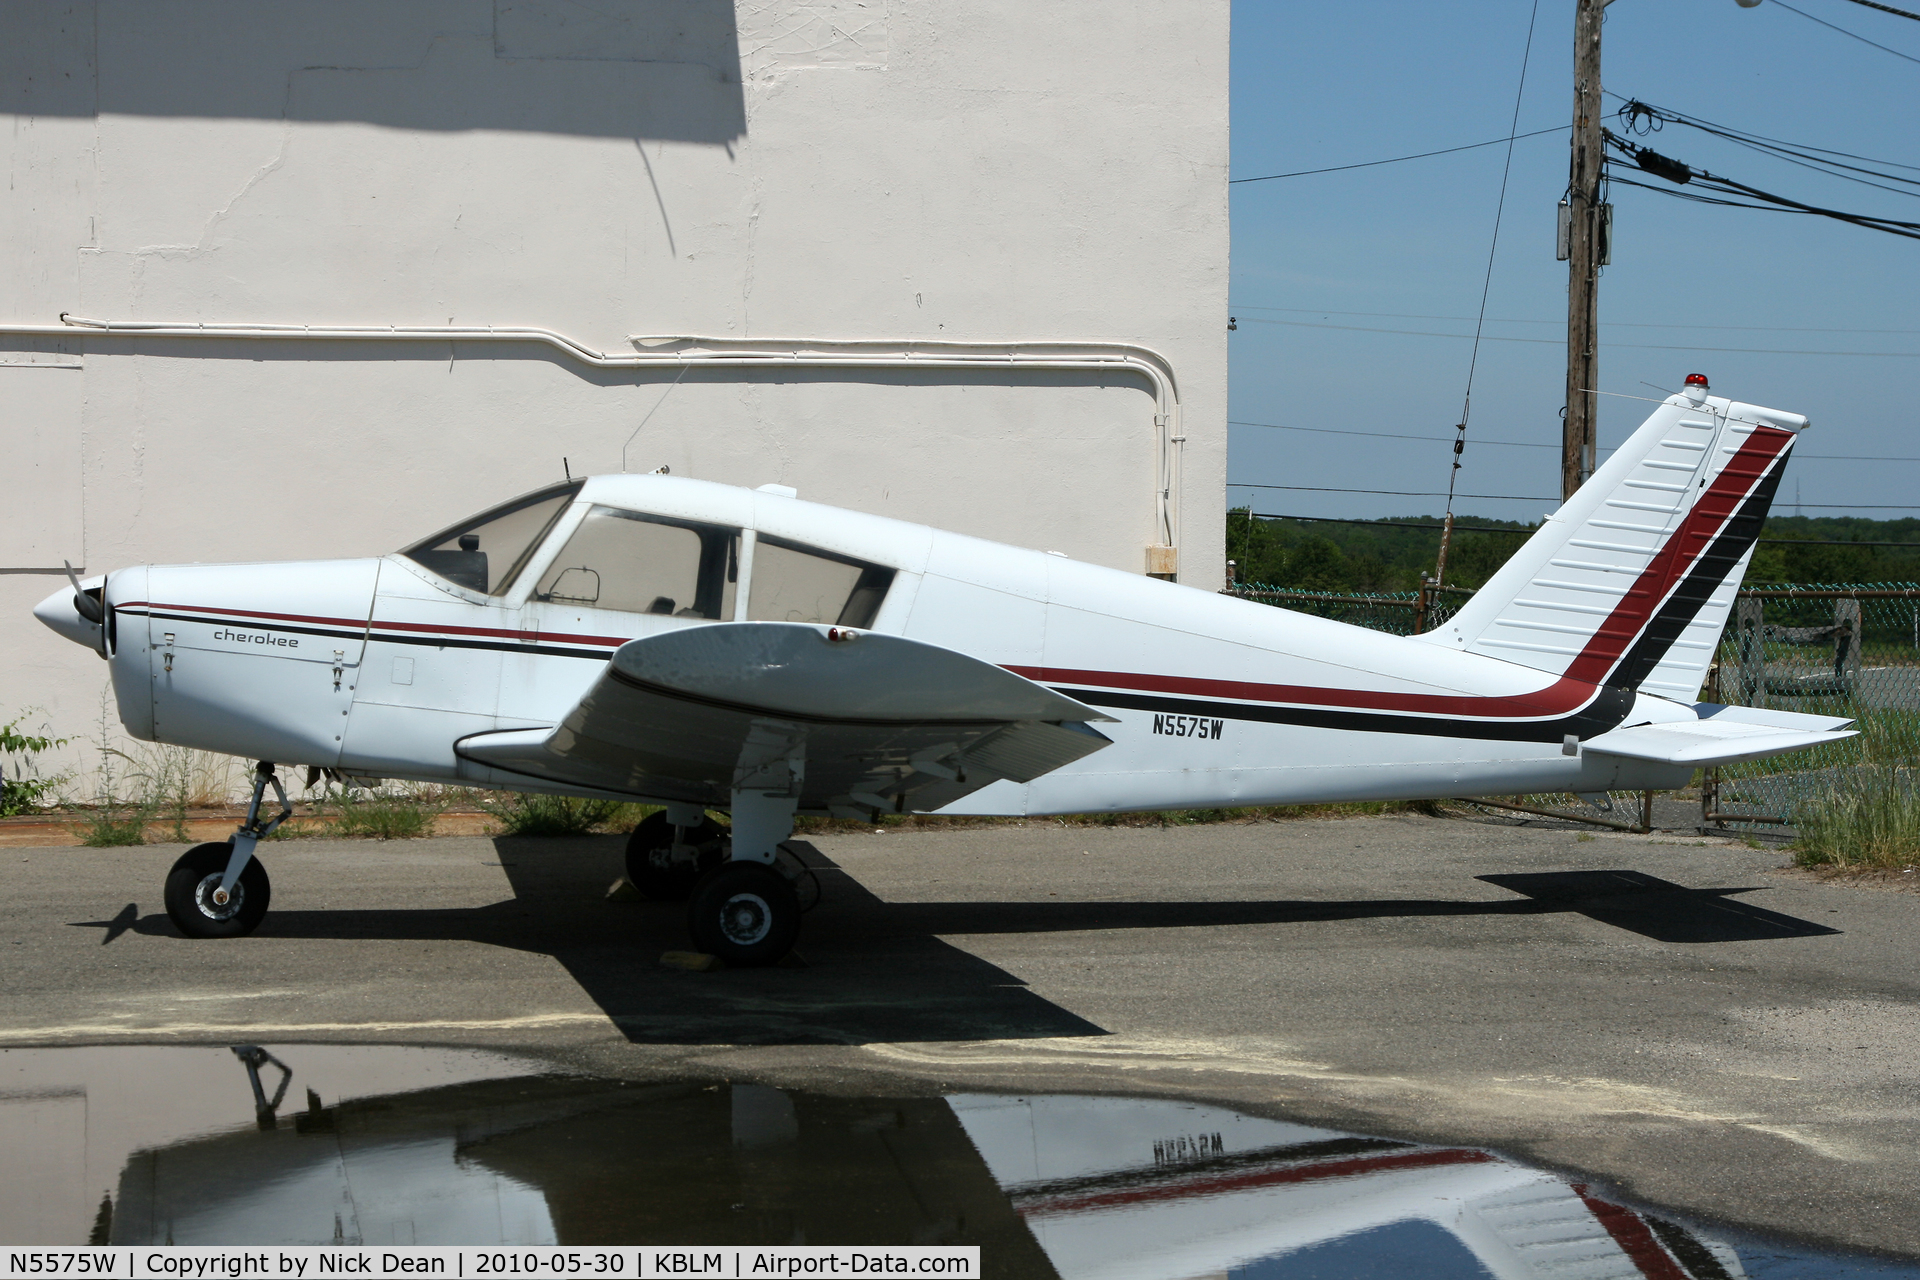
[162,760,290,940]
[164,841,272,937]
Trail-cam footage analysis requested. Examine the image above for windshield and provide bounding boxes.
[401,482,581,595]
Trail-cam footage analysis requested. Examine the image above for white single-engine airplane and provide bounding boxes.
[36,375,1853,964]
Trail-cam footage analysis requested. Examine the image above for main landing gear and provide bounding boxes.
[645,782,810,959]
[162,761,291,939]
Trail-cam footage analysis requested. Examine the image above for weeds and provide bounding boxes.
[0,712,67,816]
[76,695,154,846]
[480,792,651,837]
[142,745,239,842]
[330,785,448,840]
[1792,765,1920,869]
[791,800,1429,836]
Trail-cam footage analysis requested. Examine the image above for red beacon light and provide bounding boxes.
[1682,372,1710,405]
[1684,373,1710,387]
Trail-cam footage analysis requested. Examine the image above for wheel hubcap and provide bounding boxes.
[718,891,773,946]
[192,874,244,921]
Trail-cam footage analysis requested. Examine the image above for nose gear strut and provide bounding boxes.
[212,761,293,907]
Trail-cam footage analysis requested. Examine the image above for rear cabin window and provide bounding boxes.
[402,482,581,595]
[748,537,894,627]
[533,506,739,619]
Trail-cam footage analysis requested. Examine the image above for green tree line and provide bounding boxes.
[1227,510,1920,594]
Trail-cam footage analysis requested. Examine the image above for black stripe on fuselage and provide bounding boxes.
[1055,684,1635,743]
[1608,457,1784,692]
[131,609,366,646]
[365,631,614,660]
[126,609,614,661]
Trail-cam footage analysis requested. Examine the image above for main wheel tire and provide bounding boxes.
[687,861,800,967]
[163,841,271,939]
[624,811,723,900]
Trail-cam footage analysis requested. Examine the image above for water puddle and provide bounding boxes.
[1,1045,1912,1278]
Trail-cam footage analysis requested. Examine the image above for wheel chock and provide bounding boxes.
[775,950,808,969]
[605,876,642,902]
[660,950,724,971]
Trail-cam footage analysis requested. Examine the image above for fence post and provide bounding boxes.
[1736,596,1765,706]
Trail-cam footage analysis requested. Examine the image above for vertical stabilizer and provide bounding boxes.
[1419,384,1802,701]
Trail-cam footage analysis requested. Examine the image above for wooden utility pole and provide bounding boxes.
[1563,0,1605,502]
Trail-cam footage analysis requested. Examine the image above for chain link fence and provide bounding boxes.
[1225,581,1920,833]
[1702,586,1920,829]
[1227,584,1471,636]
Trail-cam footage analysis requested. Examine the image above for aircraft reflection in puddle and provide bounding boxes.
[1,1046,1912,1278]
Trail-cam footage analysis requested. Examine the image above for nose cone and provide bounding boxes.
[34,580,104,651]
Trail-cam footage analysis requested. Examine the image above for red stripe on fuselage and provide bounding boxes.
[1015,1148,1496,1219]
[1016,425,1792,720]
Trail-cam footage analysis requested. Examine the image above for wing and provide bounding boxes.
[456,622,1115,815]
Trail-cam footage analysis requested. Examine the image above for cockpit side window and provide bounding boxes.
[401,482,581,595]
[747,537,894,628]
[533,506,740,619]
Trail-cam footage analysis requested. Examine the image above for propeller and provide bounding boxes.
[64,560,104,625]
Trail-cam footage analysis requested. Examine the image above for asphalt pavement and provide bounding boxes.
[4,812,1917,1258]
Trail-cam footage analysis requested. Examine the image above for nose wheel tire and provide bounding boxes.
[163,841,271,939]
[686,861,800,967]
[625,810,724,900]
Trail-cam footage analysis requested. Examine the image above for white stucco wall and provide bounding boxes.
[1,0,1229,781]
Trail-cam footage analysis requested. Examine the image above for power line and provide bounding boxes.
[1235,313,1920,355]
[1230,126,1564,185]
[1605,163,1920,241]
[1232,419,1556,450]
[1239,511,1920,548]
[1449,0,1543,521]
[1769,0,1920,64]
[1229,482,1920,510]
[1229,483,1557,502]
[1229,302,1920,336]
[1229,418,1920,463]
[1238,513,1537,533]
[1613,96,1920,198]
[1838,0,1920,22]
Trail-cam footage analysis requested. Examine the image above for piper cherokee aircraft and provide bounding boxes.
[34,375,1853,965]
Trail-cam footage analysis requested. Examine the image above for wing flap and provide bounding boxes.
[456,623,1113,811]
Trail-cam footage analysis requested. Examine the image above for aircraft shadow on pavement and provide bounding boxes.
[74,847,1836,1045]
[1476,869,1842,943]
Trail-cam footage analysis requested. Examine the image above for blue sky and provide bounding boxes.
[1228,0,1920,525]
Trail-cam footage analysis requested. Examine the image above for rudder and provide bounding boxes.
[1419,383,1802,701]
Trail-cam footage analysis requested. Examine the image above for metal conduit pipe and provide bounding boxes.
[2,314,1184,576]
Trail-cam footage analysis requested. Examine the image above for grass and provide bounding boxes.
[480,793,653,837]
[791,800,1431,836]
[328,785,448,840]
[78,806,152,846]
[1791,765,1920,869]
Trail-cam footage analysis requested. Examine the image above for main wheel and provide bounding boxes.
[163,841,271,939]
[625,810,723,900]
[687,861,800,966]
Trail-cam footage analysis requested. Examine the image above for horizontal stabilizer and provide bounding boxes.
[457,623,1114,812]
[1695,703,1855,733]
[1582,703,1855,767]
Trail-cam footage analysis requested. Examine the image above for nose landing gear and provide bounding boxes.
[162,761,291,939]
